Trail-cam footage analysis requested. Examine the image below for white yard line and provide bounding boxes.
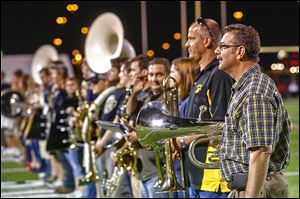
[1,157,22,163]
[1,179,41,185]
[1,189,54,196]
[285,171,299,177]
[1,180,45,190]
[1,168,28,173]
[1,193,73,198]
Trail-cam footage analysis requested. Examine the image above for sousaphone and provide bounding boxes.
[80,12,136,192]
[31,44,59,85]
[85,12,136,74]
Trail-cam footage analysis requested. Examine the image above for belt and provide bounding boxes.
[227,171,282,190]
[266,171,283,181]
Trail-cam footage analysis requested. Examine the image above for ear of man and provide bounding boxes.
[237,46,247,61]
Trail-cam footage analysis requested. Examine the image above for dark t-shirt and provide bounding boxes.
[134,91,165,181]
[99,87,127,136]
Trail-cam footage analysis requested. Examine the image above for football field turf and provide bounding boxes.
[1,98,299,198]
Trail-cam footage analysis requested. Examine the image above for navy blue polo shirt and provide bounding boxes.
[184,58,234,190]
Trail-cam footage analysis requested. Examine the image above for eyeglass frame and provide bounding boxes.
[218,44,243,51]
[194,17,215,41]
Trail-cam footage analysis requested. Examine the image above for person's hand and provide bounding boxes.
[170,138,181,160]
[125,130,138,143]
[131,78,145,94]
[94,139,104,157]
[110,151,118,166]
[66,107,75,115]
[68,116,76,128]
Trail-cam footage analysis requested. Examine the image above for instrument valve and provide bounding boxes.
[197,105,207,122]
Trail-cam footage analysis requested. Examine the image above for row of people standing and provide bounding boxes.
[2,16,291,199]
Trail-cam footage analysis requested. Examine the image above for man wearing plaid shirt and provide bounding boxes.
[215,24,291,198]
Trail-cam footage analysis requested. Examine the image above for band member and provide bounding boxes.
[94,58,134,198]
[125,55,151,120]
[38,67,53,182]
[46,61,69,151]
[178,18,234,198]
[46,61,76,193]
[81,58,97,102]
[215,23,291,198]
[126,57,170,198]
[1,69,24,156]
[94,58,129,156]
[169,57,198,198]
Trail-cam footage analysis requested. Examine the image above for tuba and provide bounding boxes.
[80,12,136,197]
[80,11,136,196]
[79,86,117,184]
[135,101,223,169]
[85,12,136,74]
[31,44,59,85]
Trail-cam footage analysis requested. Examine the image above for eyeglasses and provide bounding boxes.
[218,44,242,51]
[194,17,214,40]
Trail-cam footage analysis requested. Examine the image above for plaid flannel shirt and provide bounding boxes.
[220,65,291,181]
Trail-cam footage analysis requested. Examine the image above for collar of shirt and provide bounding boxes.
[194,58,219,81]
[232,64,261,93]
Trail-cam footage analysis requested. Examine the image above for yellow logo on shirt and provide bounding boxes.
[195,84,203,94]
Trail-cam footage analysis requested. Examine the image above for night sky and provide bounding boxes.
[1,1,299,72]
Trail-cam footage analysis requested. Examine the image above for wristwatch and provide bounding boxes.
[180,136,186,149]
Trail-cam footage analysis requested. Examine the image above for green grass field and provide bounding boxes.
[1,98,299,197]
[284,98,299,198]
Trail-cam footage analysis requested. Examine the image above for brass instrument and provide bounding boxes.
[82,11,136,197]
[1,89,25,118]
[31,44,59,85]
[1,87,49,140]
[188,105,221,169]
[79,86,117,191]
[105,145,137,198]
[188,134,221,169]
[135,101,223,169]
[85,12,136,74]
[97,85,138,198]
[159,76,184,192]
[69,90,89,149]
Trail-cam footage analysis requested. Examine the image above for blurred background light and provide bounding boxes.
[147,50,155,57]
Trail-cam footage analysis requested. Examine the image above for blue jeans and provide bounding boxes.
[188,188,229,198]
[140,176,168,198]
[41,158,51,177]
[25,143,32,162]
[31,139,42,163]
[57,150,75,190]
[82,182,97,198]
[64,149,83,178]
